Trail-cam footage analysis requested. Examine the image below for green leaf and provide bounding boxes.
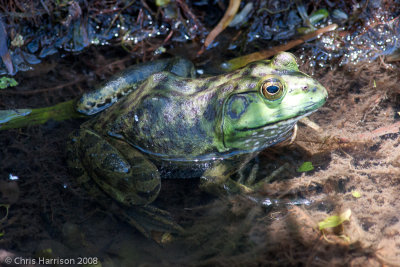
[309,9,329,25]
[297,161,314,172]
[0,77,18,89]
[318,209,351,230]
[351,190,361,198]
[156,0,170,7]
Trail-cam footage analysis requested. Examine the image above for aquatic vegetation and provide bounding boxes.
[318,209,351,231]
[0,77,17,89]
[297,161,314,172]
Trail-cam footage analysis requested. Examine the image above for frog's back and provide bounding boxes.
[92,71,225,161]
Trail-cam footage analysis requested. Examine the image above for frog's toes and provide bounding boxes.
[237,162,259,187]
[200,175,253,196]
[250,162,290,190]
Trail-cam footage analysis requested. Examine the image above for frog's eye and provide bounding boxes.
[261,78,284,100]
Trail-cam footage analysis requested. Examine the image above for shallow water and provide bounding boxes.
[1,1,400,266]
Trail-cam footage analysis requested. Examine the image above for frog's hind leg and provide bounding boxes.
[109,137,184,237]
[68,129,159,205]
[67,129,182,239]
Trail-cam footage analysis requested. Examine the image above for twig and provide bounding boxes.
[176,0,206,35]
[357,121,400,140]
[105,0,136,34]
[222,23,338,71]
[198,0,241,55]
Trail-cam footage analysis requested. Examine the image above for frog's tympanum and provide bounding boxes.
[67,52,328,238]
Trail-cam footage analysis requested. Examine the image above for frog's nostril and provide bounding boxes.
[302,85,309,91]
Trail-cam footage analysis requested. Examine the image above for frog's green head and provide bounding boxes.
[221,52,327,152]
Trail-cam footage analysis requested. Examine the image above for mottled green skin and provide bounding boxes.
[67,52,327,235]
[83,54,326,160]
[76,57,196,116]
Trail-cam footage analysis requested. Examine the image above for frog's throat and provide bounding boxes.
[220,109,315,153]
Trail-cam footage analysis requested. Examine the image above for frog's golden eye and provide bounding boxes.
[261,78,284,100]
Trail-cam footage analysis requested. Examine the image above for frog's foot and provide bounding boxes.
[200,155,288,196]
[199,158,255,196]
[115,204,184,241]
[236,160,259,191]
[200,174,254,196]
[200,126,299,196]
[228,160,291,193]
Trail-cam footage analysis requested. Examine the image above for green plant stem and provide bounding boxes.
[0,99,86,130]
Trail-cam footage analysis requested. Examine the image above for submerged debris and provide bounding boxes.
[318,209,351,231]
[0,1,399,75]
[0,0,210,75]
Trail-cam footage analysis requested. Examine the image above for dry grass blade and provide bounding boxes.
[199,0,241,54]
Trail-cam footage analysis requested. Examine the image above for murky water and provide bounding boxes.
[1,1,400,266]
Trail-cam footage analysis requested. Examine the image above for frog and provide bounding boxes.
[66,52,328,238]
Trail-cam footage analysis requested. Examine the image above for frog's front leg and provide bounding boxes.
[67,129,181,238]
[199,154,257,196]
[200,126,300,196]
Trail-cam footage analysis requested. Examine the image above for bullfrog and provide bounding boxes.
[67,52,328,238]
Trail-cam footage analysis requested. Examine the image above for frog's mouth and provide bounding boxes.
[234,109,316,132]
